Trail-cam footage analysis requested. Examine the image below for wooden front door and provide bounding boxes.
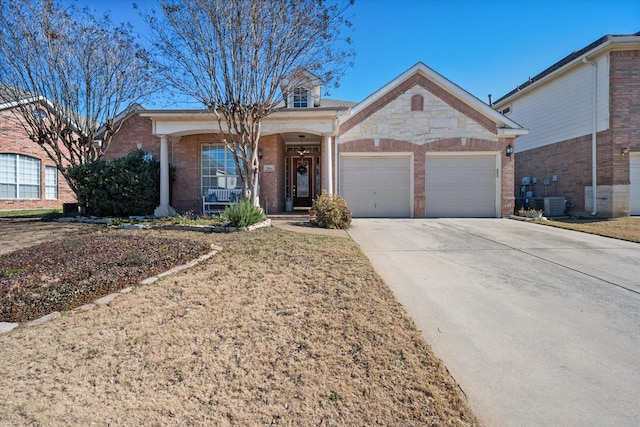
[293,156,313,208]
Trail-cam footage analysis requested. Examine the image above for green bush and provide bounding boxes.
[312,191,352,229]
[222,199,265,228]
[66,150,162,217]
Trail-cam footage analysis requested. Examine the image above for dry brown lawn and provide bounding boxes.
[0,218,479,426]
[543,216,640,243]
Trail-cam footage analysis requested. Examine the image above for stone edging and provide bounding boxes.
[0,244,222,335]
[508,214,548,222]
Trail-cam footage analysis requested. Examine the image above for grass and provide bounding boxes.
[543,216,640,243]
[0,208,61,218]
[0,219,479,426]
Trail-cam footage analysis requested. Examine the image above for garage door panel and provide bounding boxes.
[341,156,411,218]
[426,156,496,218]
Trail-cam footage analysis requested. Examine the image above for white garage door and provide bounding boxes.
[630,154,640,215]
[340,156,411,217]
[426,155,497,217]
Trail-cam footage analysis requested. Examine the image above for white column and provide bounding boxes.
[325,136,333,195]
[154,135,176,217]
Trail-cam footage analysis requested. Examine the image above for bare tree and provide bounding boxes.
[0,0,156,195]
[145,0,354,205]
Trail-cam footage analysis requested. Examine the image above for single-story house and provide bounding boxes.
[0,83,75,210]
[105,62,527,218]
[493,31,640,217]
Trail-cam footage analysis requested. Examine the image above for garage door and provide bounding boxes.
[630,154,640,215]
[426,155,497,217]
[340,156,411,217]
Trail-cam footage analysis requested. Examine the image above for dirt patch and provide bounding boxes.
[0,220,479,426]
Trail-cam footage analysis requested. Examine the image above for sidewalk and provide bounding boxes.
[269,213,350,238]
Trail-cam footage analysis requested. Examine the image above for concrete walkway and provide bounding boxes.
[348,218,640,427]
[270,215,350,238]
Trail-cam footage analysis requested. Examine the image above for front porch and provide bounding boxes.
[139,108,342,216]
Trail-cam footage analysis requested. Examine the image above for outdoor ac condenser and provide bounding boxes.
[528,197,565,217]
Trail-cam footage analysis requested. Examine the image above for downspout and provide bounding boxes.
[583,57,598,215]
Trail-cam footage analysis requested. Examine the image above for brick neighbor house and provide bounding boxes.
[493,31,640,217]
[105,62,527,218]
[0,84,75,211]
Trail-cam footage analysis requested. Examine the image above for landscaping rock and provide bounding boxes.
[94,293,120,305]
[26,312,60,327]
[123,223,150,230]
[0,322,19,334]
[71,304,95,314]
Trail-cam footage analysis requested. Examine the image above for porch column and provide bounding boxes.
[154,135,176,217]
[325,136,333,195]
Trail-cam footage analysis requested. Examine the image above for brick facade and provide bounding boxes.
[102,114,160,160]
[106,120,287,214]
[338,71,515,218]
[0,107,76,211]
[512,49,640,217]
[102,64,523,217]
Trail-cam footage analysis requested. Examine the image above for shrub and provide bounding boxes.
[312,191,352,229]
[66,150,163,217]
[222,199,265,228]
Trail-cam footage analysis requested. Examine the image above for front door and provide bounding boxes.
[293,156,313,208]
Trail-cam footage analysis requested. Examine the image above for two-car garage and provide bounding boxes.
[340,153,499,218]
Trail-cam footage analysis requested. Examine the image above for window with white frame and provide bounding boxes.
[45,166,58,199]
[292,87,309,108]
[201,143,242,195]
[0,154,40,199]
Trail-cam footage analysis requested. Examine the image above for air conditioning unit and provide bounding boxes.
[528,197,565,217]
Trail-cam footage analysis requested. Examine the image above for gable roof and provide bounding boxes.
[494,31,640,106]
[0,82,40,110]
[342,62,526,137]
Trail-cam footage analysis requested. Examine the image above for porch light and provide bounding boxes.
[258,149,263,159]
[621,147,630,157]
[506,144,514,157]
[297,134,309,157]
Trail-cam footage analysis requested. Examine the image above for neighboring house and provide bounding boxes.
[493,31,640,217]
[105,62,527,218]
[0,83,75,211]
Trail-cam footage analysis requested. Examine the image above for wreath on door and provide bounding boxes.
[297,164,308,175]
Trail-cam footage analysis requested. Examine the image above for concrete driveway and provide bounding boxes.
[347,218,640,427]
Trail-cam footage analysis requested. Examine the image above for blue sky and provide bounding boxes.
[79,0,640,108]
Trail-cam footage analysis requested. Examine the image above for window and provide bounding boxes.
[201,143,242,196]
[293,87,308,108]
[45,166,58,199]
[0,154,40,199]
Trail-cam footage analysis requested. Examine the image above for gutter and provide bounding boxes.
[583,57,598,216]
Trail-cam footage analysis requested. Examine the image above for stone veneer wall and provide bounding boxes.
[338,75,515,218]
[341,83,497,145]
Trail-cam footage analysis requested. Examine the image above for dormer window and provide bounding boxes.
[293,88,309,108]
